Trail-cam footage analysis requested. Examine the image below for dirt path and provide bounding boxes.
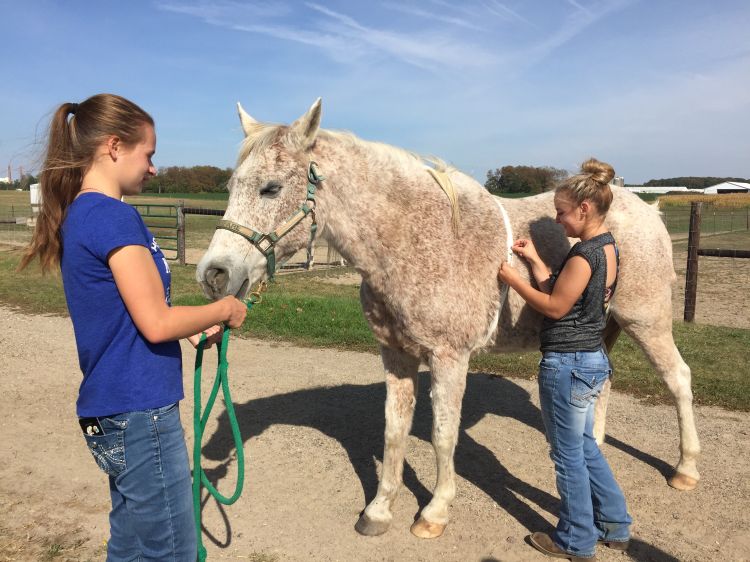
[1,308,748,562]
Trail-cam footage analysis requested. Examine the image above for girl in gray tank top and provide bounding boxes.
[540,231,619,352]
[498,159,631,561]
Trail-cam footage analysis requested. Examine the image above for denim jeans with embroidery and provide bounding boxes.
[538,349,631,557]
[82,402,196,562]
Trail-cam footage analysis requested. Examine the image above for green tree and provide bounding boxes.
[642,177,750,190]
[485,165,568,195]
[144,166,233,193]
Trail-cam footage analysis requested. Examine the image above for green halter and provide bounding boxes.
[216,161,324,280]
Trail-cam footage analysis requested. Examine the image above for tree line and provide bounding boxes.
[1,166,232,194]
[0,174,38,191]
[5,165,745,195]
[640,177,750,190]
[484,165,568,195]
[485,168,750,195]
[143,166,233,193]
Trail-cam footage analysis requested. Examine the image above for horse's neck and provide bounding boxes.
[312,137,425,278]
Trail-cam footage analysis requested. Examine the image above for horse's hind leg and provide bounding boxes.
[593,317,623,445]
[624,321,701,490]
[355,346,420,536]
[411,350,470,539]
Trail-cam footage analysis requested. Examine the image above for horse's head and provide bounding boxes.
[197,98,323,300]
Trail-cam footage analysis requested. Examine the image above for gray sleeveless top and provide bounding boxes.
[540,232,619,353]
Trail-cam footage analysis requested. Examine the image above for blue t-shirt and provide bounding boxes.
[61,193,183,417]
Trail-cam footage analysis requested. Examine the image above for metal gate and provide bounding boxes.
[131,203,185,265]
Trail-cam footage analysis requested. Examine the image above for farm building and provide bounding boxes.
[703,181,750,194]
[624,185,693,194]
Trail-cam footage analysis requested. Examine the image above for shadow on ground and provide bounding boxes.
[200,371,677,560]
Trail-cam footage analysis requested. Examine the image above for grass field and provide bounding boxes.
[672,229,750,252]
[3,249,748,411]
[138,191,229,201]
[3,190,748,412]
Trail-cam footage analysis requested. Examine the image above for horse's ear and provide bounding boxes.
[287,97,322,150]
[237,102,257,137]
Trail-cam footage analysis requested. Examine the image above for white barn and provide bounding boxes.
[703,182,750,194]
[624,185,692,194]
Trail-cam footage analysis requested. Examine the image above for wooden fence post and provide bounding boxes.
[176,201,186,266]
[683,202,702,322]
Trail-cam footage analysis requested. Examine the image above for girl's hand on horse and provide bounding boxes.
[222,296,248,328]
[498,261,521,287]
[512,239,540,263]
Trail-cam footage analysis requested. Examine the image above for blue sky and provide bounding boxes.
[2,0,749,184]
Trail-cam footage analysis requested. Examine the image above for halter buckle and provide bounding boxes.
[256,236,274,253]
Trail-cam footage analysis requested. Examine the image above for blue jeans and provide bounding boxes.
[538,349,631,557]
[82,402,197,562]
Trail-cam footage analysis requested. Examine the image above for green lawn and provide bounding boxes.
[4,251,749,411]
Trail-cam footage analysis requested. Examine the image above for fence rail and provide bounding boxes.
[662,205,750,234]
[697,248,750,258]
[683,202,750,322]
[131,203,184,264]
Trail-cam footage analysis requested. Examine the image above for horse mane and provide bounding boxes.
[236,122,284,166]
[318,129,453,174]
[237,124,454,175]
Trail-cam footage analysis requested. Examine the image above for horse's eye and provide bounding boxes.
[260,181,283,198]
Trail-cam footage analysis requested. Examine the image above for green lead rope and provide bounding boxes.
[192,299,255,562]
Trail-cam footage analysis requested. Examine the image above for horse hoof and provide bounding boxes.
[668,472,698,491]
[355,515,391,536]
[410,518,446,539]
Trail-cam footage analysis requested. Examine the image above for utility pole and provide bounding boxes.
[7,164,11,183]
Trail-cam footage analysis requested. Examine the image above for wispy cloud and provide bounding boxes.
[481,0,532,25]
[306,2,496,69]
[509,0,633,66]
[158,0,497,71]
[381,2,485,31]
[157,1,289,23]
[564,0,593,16]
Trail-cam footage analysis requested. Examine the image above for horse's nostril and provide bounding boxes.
[205,267,229,293]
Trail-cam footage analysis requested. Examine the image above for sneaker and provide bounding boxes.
[527,532,596,561]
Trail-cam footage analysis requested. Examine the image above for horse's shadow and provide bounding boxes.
[199,370,677,558]
[201,372,555,534]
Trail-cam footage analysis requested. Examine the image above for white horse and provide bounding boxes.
[197,99,700,539]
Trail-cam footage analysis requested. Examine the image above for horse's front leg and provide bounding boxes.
[355,346,420,536]
[411,350,469,539]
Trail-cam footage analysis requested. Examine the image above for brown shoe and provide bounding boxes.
[527,532,596,561]
[598,538,629,551]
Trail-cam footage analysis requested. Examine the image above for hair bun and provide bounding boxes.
[580,158,614,185]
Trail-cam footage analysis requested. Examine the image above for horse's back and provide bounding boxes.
[487,187,674,352]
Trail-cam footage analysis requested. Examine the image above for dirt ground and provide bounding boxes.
[1,307,749,562]
[670,249,750,329]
